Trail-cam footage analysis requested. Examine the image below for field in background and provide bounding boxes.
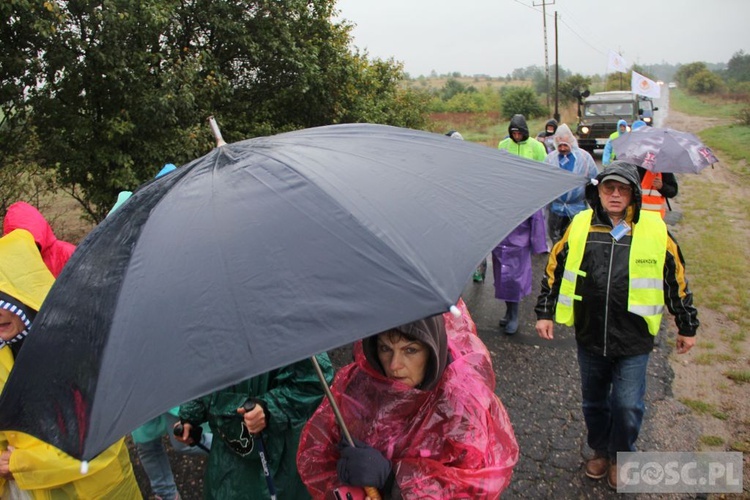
[427,102,579,147]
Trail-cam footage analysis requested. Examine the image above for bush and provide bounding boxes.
[687,70,726,94]
[500,87,546,119]
[736,105,750,126]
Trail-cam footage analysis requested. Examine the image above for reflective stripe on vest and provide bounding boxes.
[555,210,590,326]
[641,171,666,218]
[555,209,668,335]
[628,210,667,334]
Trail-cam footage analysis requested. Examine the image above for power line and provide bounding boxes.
[557,15,607,57]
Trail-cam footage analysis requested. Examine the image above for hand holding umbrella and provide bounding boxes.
[237,401,277,500]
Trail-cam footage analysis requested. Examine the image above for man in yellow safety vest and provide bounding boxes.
[534,161,698,490]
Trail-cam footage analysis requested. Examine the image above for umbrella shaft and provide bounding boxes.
[310,355,355,446]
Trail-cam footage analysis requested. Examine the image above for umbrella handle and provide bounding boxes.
[310,357,382,500]
[173,422,210,453]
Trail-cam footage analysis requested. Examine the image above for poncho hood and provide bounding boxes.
[0,229,55,346]
[363,314,448,391]
[508,114,530,143]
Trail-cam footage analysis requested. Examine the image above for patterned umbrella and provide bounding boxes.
[611,126,718,173]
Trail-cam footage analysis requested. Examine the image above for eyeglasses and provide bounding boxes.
[599,182,633,195]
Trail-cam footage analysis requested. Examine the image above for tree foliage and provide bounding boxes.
[1,0,428,220]
[687,70,725,94]
[500,87,546,119]
[725,50,750,82]
[557,74,592,104]
[675,62,708,88]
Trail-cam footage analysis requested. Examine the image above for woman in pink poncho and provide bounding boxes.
[297,301,519,499]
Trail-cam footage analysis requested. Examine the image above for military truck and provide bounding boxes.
[574,91,658,152]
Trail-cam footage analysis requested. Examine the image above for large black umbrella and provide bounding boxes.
[0,123,585,461]
[611,126,718,173]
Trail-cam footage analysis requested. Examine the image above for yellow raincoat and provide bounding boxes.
[0,229,141,499]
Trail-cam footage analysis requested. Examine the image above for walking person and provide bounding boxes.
[495,114,548,334]
[534,161,698,489]
[543,124,599,243]
[0,229,141,498]
[176,356,333,499]
[602,119,628,166]
[2,201,76,277]
[297,301,518,499]
[630,120,678,219]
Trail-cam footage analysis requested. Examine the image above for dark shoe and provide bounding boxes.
[498,311,510,327]
[607,463,618,490]
[585,454,609,480]
[504,302,519,335]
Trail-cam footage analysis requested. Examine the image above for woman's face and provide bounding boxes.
[376,332,429,388]
[0,309,24,342]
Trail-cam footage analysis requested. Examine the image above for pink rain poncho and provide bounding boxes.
[297,301,519,499]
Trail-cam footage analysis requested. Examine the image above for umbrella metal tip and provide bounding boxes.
[450,305,462,318]
[80,461,89,474]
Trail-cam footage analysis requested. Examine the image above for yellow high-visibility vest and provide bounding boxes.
[555,209,667,335]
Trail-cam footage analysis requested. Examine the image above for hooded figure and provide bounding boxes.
[178,355,333,499]
[543,124,599,241]
[494,114,548,334]
[2,202,76,277]
[297,300,519,499]
[626,121,678,218]
[535,162,698,487]
[498,114,547,161]
[602,119,629,166]
[0,229,141,499]
[536,119,559,153]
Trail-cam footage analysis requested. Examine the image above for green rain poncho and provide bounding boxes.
[179,354,333,499]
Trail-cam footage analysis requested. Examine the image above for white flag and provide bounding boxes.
[607,50,629,73]
[631,71,661,98]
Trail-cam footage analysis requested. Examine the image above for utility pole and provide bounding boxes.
[533,0,555,111]
[554,11,560,122]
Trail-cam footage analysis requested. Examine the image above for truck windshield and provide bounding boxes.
[584,102,633,116]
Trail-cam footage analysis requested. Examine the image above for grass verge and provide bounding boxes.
[669,89,745,120]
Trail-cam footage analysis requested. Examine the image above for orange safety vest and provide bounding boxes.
[641,171,666,218]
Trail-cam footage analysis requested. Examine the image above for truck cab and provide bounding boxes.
[575,91,658,152]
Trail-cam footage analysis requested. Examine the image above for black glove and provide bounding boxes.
[337,439,392,489]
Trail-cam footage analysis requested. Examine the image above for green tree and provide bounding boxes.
[3,0,428,221]
[687,70,725,94]
[500,87,546,119]
[675,62,708,88]
[558,74,592,104]
[726,50,750,82]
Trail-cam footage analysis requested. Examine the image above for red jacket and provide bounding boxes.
[3,202,76,277]
[297,301,519,499]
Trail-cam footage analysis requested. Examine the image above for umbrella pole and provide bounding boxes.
[310,356,382,500]
[310,355,354,446]
[207,115,227,147]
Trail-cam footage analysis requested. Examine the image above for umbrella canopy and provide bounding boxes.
[0,123,585,461]
[610,126,718,173]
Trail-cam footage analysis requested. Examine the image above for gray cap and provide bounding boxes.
[600,173,630,185]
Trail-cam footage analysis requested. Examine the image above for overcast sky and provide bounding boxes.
[334,0,748,77]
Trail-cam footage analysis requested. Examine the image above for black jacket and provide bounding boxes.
[535,162,698,357]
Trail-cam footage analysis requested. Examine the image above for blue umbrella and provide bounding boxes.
[0,123,586,461]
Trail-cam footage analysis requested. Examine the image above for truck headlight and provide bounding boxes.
[643,117,652,123]
[580,126,589,135]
